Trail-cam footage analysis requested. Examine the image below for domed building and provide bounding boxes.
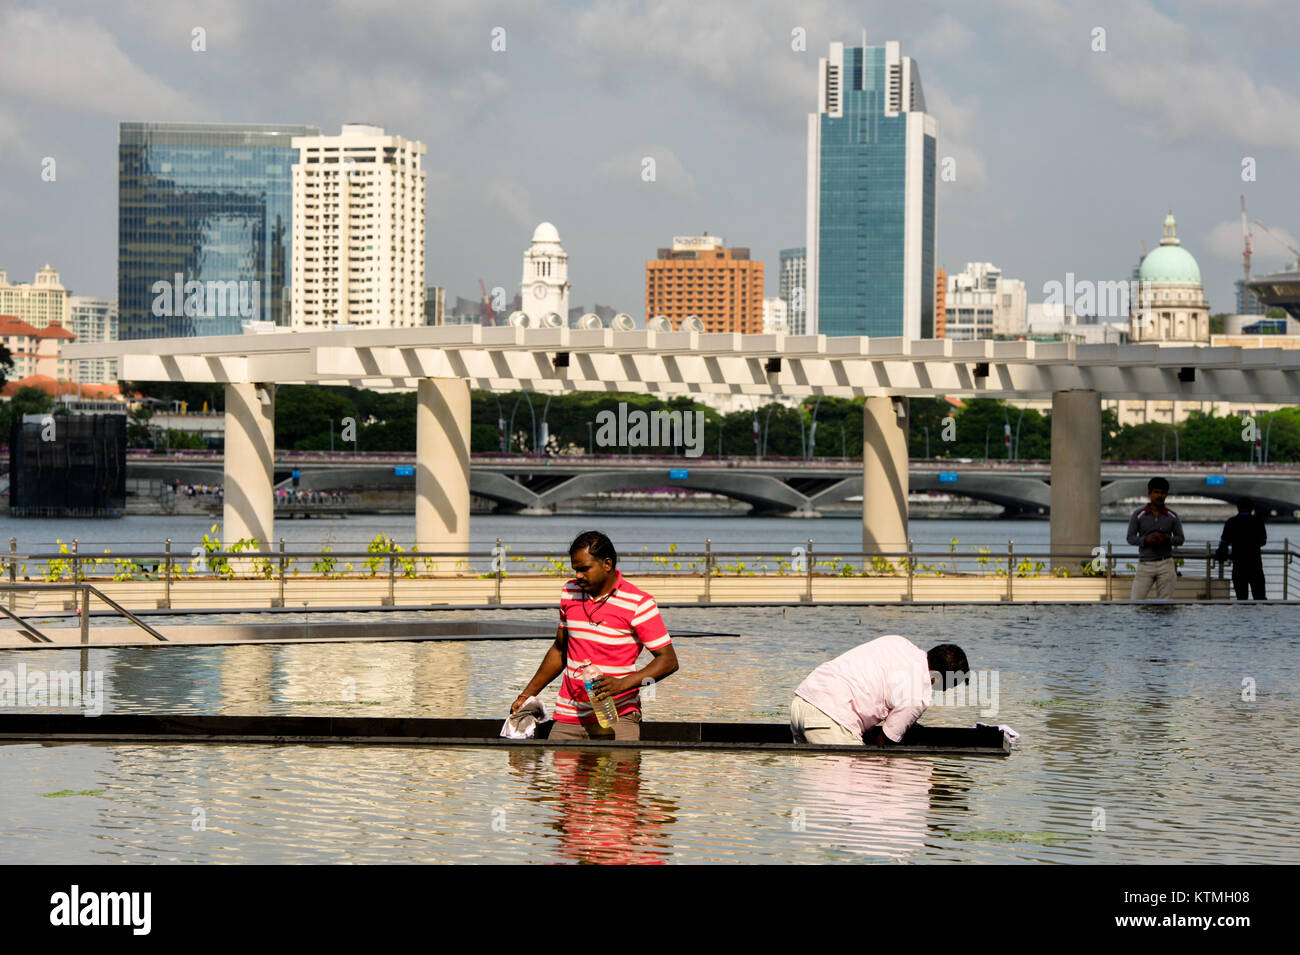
[1129,213,1210,342]
[521,222,570,326]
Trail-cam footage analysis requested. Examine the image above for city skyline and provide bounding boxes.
[3,1,1300,321]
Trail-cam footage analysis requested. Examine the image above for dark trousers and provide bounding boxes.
[1233,563,1266,600]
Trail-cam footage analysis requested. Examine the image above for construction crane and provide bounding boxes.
[1240,195,1253,285]
[478,279,495,326]
[1253,219,1300,270]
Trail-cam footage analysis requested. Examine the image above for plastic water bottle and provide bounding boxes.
[576,659,618,729]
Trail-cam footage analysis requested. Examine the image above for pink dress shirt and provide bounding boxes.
[795,634,933,742]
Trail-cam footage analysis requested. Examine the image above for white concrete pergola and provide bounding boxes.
[67,327,1300,563]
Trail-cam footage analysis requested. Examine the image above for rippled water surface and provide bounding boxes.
[2,604,1298,863]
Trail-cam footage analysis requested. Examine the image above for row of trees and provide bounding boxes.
[54,380,1300,464]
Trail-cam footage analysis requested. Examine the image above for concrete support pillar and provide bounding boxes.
[416,378,471,559]
[1050,389,1101,570]
[862,396,909,555]
[222,382,275,550]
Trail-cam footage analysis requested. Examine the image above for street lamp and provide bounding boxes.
[984,424,991,463]
[763,404,775,458]
[587,420,593,456]
[806,396,822,460]
[508,392,537,455]
[539,395,553,457]
[1264,411,1276,464]
[492,394,506,453]
[923,424,930,459]
[1013,406,1026,460]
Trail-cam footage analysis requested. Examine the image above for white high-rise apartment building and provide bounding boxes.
[291,124,426,328]
[0,265,70,330]
[945,262,1026,340]
[762,297,789,333]
[69,296,119,383]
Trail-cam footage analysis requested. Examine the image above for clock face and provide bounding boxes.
[532,283,547,300]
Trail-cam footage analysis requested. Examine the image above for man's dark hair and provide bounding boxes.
[927,644,969,690]
[1148,476,1170,492]
[569,530,617,568]
[1238,497,1254,513]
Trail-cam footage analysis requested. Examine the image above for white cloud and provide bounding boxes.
[0,7,197,118]
[923,82,987,186]
[1205,219,1251,261]
[1206,218,1300,270]
[915,14,974,58]
[561,0,817,120]
[484,181,538,228]
[598,147,697,198]
[997,0,1300,154]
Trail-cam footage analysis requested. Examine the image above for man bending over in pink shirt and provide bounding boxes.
[790,635,969,746]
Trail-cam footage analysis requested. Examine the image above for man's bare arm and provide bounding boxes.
[511,626,567,714]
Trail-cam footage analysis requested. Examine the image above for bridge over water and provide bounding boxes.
[127,454,1300,520]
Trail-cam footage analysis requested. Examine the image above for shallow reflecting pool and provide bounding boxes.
[1,604,1296,863]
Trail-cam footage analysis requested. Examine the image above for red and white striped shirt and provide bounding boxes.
[555,571,671,724]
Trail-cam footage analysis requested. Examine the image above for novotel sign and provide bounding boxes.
[671,235,724,251]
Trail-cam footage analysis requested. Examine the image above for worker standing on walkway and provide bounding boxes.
[1127,476,1185,599]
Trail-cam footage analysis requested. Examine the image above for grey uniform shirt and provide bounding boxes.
[1126,505,1185,561]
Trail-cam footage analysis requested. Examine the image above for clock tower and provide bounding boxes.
[521,221,570,326]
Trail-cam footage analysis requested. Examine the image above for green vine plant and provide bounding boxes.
[44,540,76,583]
[311,545,337,577]
[362,533,416,577]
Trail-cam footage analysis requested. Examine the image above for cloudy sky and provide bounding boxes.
[2,0,1299,317]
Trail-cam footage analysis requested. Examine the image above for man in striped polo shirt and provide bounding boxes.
[512,531,678,741]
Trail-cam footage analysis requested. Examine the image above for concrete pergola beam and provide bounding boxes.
[66,328,1299,555]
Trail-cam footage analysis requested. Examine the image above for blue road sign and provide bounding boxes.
[1206,474,1226,486]
[939,472,959,483]
[669,468,689,479]
[394,465,415,477]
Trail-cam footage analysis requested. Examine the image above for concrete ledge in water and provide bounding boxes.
[0,620,739,650]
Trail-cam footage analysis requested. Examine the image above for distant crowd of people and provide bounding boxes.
[167,481,223,499]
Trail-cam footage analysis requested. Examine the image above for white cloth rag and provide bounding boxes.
[976,722,1021,744]
[501,696,550,739]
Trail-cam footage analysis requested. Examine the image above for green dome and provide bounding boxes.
[1139,245,1201,284]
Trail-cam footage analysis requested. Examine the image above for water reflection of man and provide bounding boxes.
[792,756,934,860]
[549,750,676,865]
[790,636,969,746]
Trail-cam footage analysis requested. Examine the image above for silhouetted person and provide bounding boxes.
[1216,498,1267,600]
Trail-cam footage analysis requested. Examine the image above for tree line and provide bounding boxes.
[34,381,1299,464]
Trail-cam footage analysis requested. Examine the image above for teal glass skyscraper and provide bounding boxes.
[805,39,936,338]
[118,122,319,339]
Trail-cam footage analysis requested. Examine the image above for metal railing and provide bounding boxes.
[5,534,1294,609]
[0,583,168,644]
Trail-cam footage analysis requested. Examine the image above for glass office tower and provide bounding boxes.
[779,247,807,334]
[118,122,319,339]
[805,40,936,338]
